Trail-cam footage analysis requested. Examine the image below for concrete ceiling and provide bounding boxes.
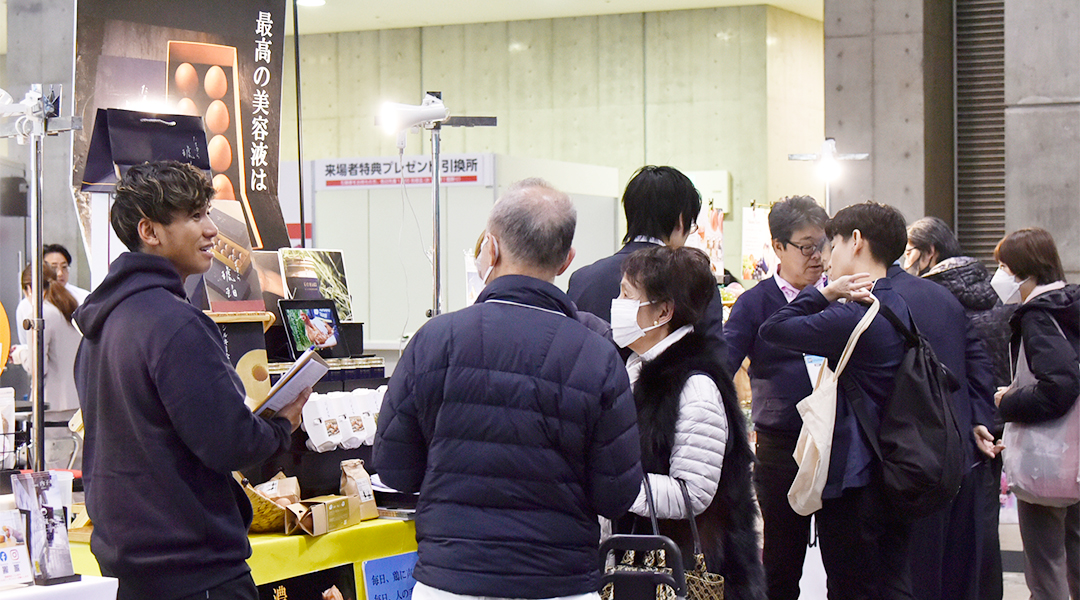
[283,0,823,35]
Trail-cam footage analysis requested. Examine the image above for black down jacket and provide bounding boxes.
[923,256,1015,388]
[998,284,1080,424]
[374,274,643,599]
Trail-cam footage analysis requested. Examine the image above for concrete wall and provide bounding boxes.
[280,6,825,277]
[1003,0,1080,280]
[767,8,826,205]
[4,0,88,288]
[823,0,954,224]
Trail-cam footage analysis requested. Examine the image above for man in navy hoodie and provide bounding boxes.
[74,161,310,600]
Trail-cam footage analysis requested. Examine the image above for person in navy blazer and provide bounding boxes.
[887,261,996,600]
[568,165,726,360]
[759,202,916,600]
[723,195,829,600]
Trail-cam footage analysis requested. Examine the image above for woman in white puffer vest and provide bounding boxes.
[611,245,765,600]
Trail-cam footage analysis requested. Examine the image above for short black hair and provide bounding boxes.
[825,201,908,266]
[42,243,72,264]
[621,246,715,331]
[768,195,829,243]
[622,166,701,244]
[906,217,962,262]
[111,161,215,252]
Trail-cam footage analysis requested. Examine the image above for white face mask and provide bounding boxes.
[610,298,669,348]
[465,258,485,304]
[990,267,1025,305]
[467,236,498,302]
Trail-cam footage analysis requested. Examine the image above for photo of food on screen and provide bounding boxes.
[285,307,339,351]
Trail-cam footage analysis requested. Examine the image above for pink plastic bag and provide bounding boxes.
[1002,327,1080,508]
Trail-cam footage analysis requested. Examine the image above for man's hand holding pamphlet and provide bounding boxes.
[250,347,327,429]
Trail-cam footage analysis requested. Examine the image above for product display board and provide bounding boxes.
[73,0,291,254]
[69,518,417,595]
[278,249,354,322]
[741,206,776,281]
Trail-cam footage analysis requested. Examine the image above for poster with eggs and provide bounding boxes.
[168,43,246,230]
[73,0,291,255]
[204,199,265,312]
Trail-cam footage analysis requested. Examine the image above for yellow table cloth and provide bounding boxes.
[71,518,417,588]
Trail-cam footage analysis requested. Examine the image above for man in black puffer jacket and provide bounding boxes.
[374,178,643,600]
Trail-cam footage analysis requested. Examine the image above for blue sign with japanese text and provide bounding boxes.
[362,551,418,600]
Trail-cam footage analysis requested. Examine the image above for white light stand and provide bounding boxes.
[378,92,496,318]
[788,137,869,213]
[0,84,81,471]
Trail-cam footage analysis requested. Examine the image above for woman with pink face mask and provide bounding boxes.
[991,227,1080,600]
[611,245,764,600]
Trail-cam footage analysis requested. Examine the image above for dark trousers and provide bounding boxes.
[1017,499,1080,600]
[754,431,811,600]
[976,456,1004,600]
[817,481,913,600]
[104,569,258,600]
[908,462,984,600]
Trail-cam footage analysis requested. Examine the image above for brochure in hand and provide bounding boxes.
[250,347,328,418]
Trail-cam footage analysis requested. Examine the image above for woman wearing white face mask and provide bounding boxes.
[990,227,1080,600]
[611,245,764,600]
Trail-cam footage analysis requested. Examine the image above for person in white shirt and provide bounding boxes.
[612,245,764,600]
[10,263,84,468]
[15,243,89,346]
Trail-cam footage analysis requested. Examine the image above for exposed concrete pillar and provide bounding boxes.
[1003,0,1080,280]
[5,0,85,284]
[824,0,954,224]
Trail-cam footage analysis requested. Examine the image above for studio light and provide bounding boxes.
[379,94,449,136]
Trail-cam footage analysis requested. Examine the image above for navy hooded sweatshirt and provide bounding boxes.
[73,252,292,599]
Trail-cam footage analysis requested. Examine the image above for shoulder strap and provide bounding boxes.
[839,298,914,462]
[642,476,660,535]
[841,376,884,461]
[677,479,703,556]
[832,294,881,379]
[875,302,919,346]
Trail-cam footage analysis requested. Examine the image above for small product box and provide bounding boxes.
[303,393,345,452]
[340,459,379,522]
[284,495,361,536]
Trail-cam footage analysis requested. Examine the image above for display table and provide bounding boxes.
[70,517,417,589]
[3,575,118,599]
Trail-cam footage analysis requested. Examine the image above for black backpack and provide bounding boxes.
[842,303,965,519]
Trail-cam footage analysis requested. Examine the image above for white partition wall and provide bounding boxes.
[307,154,619,370]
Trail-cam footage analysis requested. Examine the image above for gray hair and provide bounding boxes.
[487,178,576,271]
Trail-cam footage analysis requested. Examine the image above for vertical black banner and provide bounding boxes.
[73,0,290,250]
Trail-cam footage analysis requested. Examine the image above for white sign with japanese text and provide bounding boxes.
[314,154,494,190]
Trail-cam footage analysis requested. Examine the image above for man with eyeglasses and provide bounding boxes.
[723,195,829,600]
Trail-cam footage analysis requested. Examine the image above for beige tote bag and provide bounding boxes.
[788,294,880,516]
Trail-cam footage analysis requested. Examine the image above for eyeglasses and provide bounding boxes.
[784,238,827,257]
